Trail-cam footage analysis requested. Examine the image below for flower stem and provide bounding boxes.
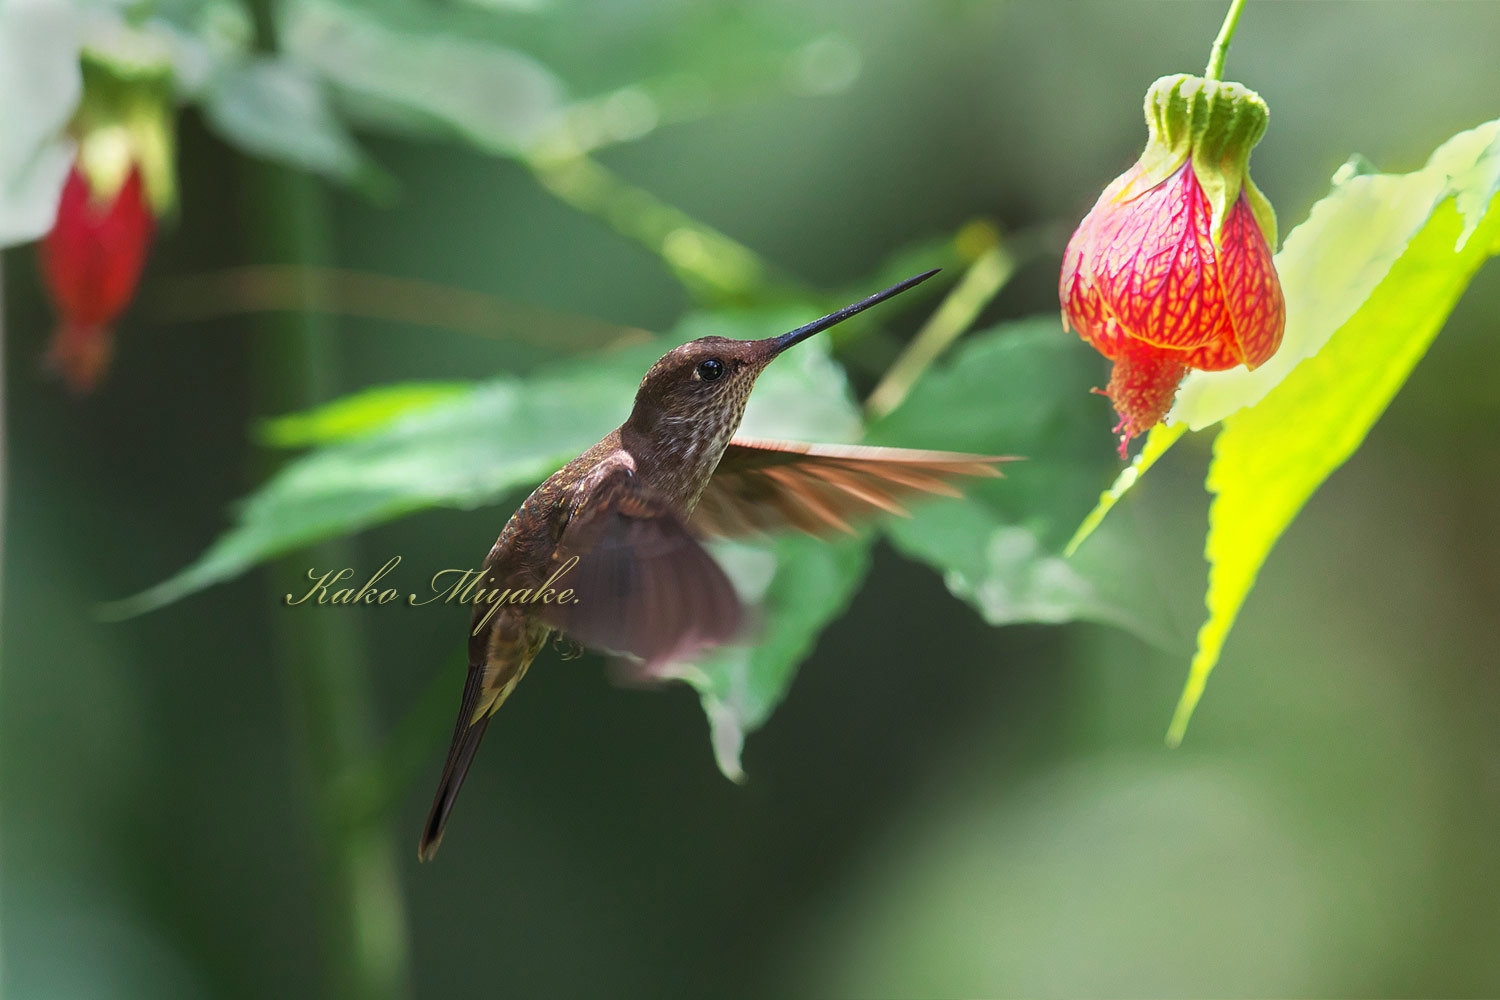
[524,152,786,306]
[1204,0,1249,81]
[340,654,467,830]
[0,252,8,991]
[244,0,410,992]
[863,236,1017,421]
[246,156,411,1000]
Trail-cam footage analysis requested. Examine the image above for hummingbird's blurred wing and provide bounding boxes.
[541,461,744,668]
[691,437,1014,538]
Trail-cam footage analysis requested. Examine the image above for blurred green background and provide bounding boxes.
[4,1,1500,997]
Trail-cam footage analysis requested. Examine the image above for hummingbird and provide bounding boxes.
[418,269,1009,860]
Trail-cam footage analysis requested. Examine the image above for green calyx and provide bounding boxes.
[1133,73,1275,248]
[72,48,177,215]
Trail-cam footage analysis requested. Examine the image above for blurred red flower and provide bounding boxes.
[39,162,156,393]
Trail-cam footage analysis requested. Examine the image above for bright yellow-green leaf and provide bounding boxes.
[258,382,472,447]
[1063,422,1185,558]
[1167,186,1500,744]
[1170,120,1500,429]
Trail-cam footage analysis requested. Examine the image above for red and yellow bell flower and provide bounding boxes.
[1060,74,1285,455]
[39,51,174,393]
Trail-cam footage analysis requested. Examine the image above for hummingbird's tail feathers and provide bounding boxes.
[421,611,546,860]
[418,711,492,862]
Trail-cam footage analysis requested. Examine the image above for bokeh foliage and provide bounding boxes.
[4,2,1500,998]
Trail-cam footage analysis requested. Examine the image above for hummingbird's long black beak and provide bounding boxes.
[765,268,941,357]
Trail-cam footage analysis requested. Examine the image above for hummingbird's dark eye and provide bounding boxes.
[695,359,725,382]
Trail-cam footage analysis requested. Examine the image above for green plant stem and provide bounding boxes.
[863,243,1015,421]
[1204,0,1248,81]
[246,163,410,1000]
[0,252,8,991]
[524,152,785,306]
[242,4,410,986]
[341,654,466,830]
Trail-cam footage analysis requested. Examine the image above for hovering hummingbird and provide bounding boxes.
[419,269,1008,860]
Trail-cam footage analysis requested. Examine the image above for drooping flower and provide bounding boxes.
[38,48,175,394]
[40,159,156,392]
[1061,73,1284,455]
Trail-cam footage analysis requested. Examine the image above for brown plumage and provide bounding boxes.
[418,270,1013,860]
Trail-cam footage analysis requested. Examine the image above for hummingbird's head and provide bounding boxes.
[629,335,772,434]
[627,268,941,436]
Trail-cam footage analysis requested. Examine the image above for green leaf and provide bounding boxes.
[258,381,473,447]
[867,318,1187,649]
[679,534,872,781]
[100,364,635,620]
[280,0,566,155]
[103,307,864,618]
[143,0,255,95]
[1167,165,1500,744]
[1170,120,1500,430]
[1063,423,1186,558]
[884,496,1183,652]
[199,57,393,195]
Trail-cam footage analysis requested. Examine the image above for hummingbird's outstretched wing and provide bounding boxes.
[691,437,1013,538]
[541,461,744,668]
